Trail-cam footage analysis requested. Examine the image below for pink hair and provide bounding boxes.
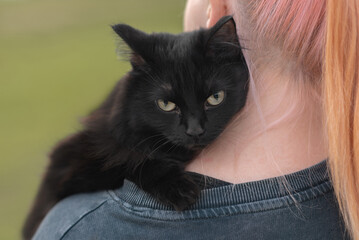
[229,0,326,131]
[237,0,326,78]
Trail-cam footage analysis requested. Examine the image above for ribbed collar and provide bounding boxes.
[113,160,331,210]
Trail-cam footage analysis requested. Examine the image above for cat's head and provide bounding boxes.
[112,16,249,149]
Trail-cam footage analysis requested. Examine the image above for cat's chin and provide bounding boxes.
[185,144,207,150]
[184,143,207,151]
[178,137,214,150]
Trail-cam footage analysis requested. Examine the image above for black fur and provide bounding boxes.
[22,16,249,239]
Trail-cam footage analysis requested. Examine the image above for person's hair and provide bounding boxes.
[325,0,359,239]
[231,0,359,239]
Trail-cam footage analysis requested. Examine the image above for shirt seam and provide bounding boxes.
[142,190,331,222]
[112,187,334,222]
[112,180,332,211]
[59,200,108,240]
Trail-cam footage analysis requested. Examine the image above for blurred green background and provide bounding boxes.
[0,0,186,238]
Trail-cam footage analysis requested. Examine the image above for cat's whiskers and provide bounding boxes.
[130,133,164,152]
[165,141,180,154]
[149,137,170,157]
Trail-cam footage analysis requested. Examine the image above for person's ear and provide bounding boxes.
[207,0,229,28]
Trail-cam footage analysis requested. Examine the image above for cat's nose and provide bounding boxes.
[186,126,205,137]
[186,117,205,137]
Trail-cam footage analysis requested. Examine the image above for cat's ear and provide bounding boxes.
[112,24,149,67]
[205,16,242,59]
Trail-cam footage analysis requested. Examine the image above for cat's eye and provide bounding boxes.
[157,99,176,112]
[207,90,225,106]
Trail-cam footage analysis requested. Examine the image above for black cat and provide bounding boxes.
[22,16,249,239]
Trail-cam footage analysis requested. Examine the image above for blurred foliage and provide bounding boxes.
[0,0,186,238]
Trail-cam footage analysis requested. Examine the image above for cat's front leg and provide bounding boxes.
[129,157,200,211]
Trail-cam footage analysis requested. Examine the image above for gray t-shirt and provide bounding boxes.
[33,160,349,240]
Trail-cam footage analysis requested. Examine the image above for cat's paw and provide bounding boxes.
[157,175,200,211]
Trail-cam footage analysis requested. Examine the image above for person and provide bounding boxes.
[33,0,358,239]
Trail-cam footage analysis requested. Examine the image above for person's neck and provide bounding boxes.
[186,66,328,183]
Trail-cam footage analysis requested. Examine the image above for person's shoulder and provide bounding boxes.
[33,190,115,240]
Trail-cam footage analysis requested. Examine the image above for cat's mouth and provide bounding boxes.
[186,144,207,150]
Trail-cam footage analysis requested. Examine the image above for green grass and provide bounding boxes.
[0,0,186,238]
